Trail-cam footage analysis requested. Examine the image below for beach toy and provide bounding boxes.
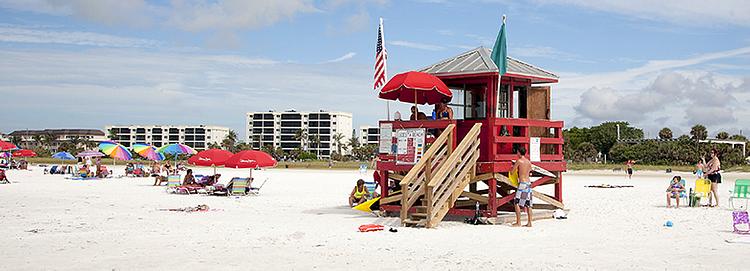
[509,169,519,187]
[353,197,380,213]
[664,221,673,227]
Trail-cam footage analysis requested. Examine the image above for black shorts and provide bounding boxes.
[707,173,721,183]
[627,168,633,175]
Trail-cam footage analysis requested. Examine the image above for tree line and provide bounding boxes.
[214,130,376,161]
[564,122,748,167]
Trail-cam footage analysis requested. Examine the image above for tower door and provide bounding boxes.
[527,86,551,137]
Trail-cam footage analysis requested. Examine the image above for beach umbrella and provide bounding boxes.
[224,150,277,180]
[12,149,36,158]
[132,143,165,161]
[157,143,197,156]
[52,151,75,161]
[98,141,132,161]
[379,71,452,105]
[157,143,197,167]
[0,152,10,158]
[225,150,277,169]
[188,149,233,175]
[0,140,19,151]
[76,150,105,158]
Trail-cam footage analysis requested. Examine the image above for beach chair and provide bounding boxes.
[47,165,58,174]
[229,177,249,196]
[730,179,750,210]
[733,210,750,234]
[248,178,268,195]
[167,175,181,188]
[691,179,712,207]
[364,180,378,199]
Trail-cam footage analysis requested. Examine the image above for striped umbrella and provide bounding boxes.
[98,141,132,161]
[157,143,197,156]
[132,143,165,161]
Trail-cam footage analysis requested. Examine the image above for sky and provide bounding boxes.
[0,0,749,140]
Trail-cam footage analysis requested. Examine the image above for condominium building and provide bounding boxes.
[245,110,353,158]
[105,125,229,150]
[8,129,107,152]
[358,125,380,145]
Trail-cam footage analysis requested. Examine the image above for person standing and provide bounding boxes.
[625,160,635,179]
[705,149,722,207]
[511,147,533,227]
[695,159,706,179]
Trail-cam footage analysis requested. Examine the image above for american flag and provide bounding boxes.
[373,18,387,90]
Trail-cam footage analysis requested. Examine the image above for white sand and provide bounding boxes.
[1,166,749,270]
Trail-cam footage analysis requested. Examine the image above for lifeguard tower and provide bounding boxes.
[376,47,565,227]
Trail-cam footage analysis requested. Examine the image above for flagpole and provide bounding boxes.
[380,17,390,121]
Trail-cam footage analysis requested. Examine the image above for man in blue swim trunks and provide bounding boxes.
[511,147,533,227]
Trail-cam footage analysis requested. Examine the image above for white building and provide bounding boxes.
[245,110,353,158]
[8,129,107,152]
[105,125,229,150]
[358,125,379,145]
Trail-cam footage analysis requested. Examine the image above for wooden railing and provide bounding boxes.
[399,124,455,223]
[424,123,482,228]
[493,118,564,162]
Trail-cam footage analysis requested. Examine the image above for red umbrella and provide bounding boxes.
[188,149,234,166]
[188,149,233,175]
[225,150,277,169]
[379,71,452,104]
[0,141,19,152]
[12,149,37,158]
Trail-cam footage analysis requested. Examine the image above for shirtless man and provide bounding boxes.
[511,147,533,227]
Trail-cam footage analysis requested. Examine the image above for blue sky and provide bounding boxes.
[0,0,749,139]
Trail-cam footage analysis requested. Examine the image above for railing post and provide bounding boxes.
[400,182,408,222]
[425,184,433,225]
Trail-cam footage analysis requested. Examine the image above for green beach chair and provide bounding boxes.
[167,175,181,188]
[730,179,750,210]
[230,177,249,196]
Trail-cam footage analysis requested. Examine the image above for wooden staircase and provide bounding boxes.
[400,123,482,228]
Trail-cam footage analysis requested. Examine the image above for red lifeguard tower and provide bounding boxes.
[376,47,565,227]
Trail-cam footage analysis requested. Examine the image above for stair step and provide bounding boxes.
[410,212,427,218]
[414,206,427,212]
[402,218,427,227]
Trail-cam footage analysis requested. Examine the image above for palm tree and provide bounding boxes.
[332,133,345,156]
[658,128,673,139]
[107,128,118,140]
[294,129,308,151]
[716,131,729,140]
[32,135,42,149]
[41,132,57,151]
[690,125,708,140]
[221,130,238,151]
[309,134,321,159]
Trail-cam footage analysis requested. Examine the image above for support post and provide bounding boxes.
[555,172,563,203]
[488,178,497,217]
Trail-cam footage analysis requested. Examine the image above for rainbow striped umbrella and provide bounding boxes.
[98,141,132,161]
[157,143,197,156]
[132,143,165,161]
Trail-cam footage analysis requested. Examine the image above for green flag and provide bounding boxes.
[491,15,507,75]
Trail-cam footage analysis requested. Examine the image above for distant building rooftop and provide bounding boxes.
[9,129,105,137]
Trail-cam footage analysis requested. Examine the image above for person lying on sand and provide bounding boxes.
[666,176,685,208]
[349,179,369,207]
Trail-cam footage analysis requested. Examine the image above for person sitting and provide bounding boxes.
[99,165,110,178]
[163,163,173,175]
[0,169,9,184]
[409,105,428,121]
[78,165,90,178]
[666,176,685,208]
[437,97,454,120]
[125,163,135,176]
[349,179,369,207]
[183,169,197,185]
[150,163,161,177]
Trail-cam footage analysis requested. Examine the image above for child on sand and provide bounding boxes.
[665,176,685,208]
[349,179,369,207]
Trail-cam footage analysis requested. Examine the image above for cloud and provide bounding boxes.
[323,52,356,63]
[510,45,591,62]
[389,40,446,51]
[534,0,750,27]
[166,0,317,32]
[0,0,156,27]
[0,25,161,48]
[0,47,385,137]
[574,72,747,134]
[342,9,370,33]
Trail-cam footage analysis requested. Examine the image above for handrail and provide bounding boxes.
[424,123,482,227]
[400,124,455,222]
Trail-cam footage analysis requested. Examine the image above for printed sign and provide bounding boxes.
[378,123,393,154]
[530,137,541,162]
[395,128,425,165]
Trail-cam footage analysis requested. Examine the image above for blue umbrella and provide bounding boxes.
[52,151,75,160]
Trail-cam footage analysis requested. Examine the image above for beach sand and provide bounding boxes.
[1,166,748,270]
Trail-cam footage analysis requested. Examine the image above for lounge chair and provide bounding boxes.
[248,178,268,195]
[167,175,181,188]
[691,178,712,207]
[230,177,249,196]
[730,179,750,210]
[364,180,378,198]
